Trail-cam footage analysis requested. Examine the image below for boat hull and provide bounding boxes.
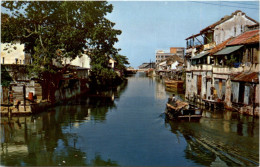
[165,102,202,121]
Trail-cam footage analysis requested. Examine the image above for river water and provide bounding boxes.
[1,72,259,166]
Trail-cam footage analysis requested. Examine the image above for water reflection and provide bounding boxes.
[0,81,127,166]
[165,108,259,166]
[1,73,259,166]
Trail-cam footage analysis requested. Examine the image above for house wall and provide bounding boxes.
[255,84,259,104]
[63,54,91,69]
[225,79,232,107]
[109,58,116,69]
[231,82,240,103]
[170,48,177,54]
[170,61,179,70]
[201,72,207,99]
[214,12,256,45]
[185,72,192,99]
[206,79,212,99]
[1,43,31,65]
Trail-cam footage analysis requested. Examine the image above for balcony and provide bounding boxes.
[190,64,213,71]
[212,65,243,74]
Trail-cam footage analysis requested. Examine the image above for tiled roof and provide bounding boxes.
[166,55,184,64]
[200,10,258,33]
[208,37,234,55]
[227,30,259,46]
[231,72,259,83]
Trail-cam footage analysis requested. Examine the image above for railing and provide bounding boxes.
[190,64,213,71]
[212,66,243,74]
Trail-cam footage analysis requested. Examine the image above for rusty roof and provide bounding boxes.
[231,72,259,83]
[200,10,258,33]
[208,37,234,55]
[227,30,259,46]
[240,33,259,45]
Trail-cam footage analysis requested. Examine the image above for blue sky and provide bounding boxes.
[106,1,259,68]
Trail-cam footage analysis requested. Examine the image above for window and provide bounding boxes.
[234,27,236,36]
[2,57,4,64]
[15,58,18,64]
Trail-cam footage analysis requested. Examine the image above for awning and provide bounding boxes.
[191,52,209,59]
[231,72,259,83]
[214,45,243,56]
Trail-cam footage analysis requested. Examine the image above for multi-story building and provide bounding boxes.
[184,10,259,116]
[156,47,184,64]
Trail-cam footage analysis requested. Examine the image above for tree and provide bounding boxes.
[1,1,123,101]
[112,54,130,74]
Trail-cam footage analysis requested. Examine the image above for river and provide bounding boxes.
[0,72,259,166]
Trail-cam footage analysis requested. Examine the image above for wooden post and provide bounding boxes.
[252,84,256,117]
[23,85,26,111]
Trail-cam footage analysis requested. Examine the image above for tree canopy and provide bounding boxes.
[1,1,125,83]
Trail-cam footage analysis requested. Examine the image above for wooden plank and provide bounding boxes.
[178,115,202,118]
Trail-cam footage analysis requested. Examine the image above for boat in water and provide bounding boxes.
[165,98,202,121]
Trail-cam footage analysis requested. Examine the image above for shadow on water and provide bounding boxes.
[1,114,119,166]
[0,81,128,166]
[164,108,259,166]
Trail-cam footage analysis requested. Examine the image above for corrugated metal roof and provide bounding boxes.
[227,30,259,46]
[231,72,259,83]
[191,52,209,59]
[209,37,234,55]
[214,45,243,56]
[241,34,259,45]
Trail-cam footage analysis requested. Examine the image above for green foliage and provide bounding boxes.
[226,55,237,67]
[1,1,122,85]
[112,54,130,73]
[90,63,118,87]
[1,66,13,87]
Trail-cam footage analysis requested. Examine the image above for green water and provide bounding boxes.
[1,72,259,166]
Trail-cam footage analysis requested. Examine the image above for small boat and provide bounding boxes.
[165,98,202,121]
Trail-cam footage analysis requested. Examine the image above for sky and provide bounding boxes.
[106,1,259,68]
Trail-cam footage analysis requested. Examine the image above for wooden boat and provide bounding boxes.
[165,98,202,121]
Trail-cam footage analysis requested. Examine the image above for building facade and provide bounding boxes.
[156,47,185,64]
[1,42,31,65]
[185,10,259,116]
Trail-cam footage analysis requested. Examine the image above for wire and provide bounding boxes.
[221,1,259,6]
[191,1,259,10]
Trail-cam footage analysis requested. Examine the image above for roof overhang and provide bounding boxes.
[231,72,259,83]
[191,52,209,59]
[213,45,243,56]
[185,33,202,40]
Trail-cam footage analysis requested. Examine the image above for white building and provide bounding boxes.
[1,42,31,65]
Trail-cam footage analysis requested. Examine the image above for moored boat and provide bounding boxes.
[165,98,202,121]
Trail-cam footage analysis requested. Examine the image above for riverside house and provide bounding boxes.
[185,10,259,116]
